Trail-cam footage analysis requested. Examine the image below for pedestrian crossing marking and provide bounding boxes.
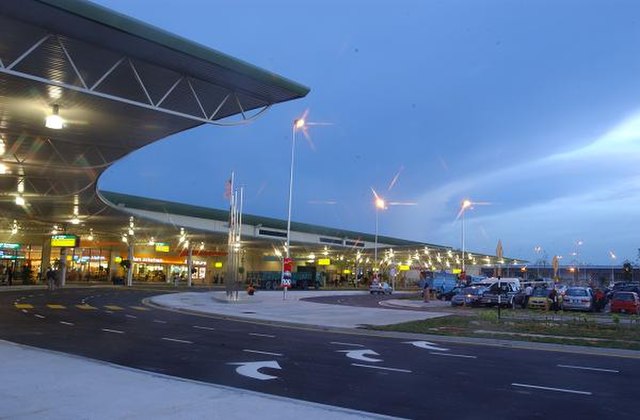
[104,305,124,311]
[76,304,98,310]
[47,304,66,309]
[130,306,150,311]
[15,304,33,309]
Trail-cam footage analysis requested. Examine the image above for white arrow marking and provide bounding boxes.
[405,341,449,352]
[337,349,383,362]
[228,361,282,380]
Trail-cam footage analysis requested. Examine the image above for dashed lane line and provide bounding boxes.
[330,342,364,347]
[47,304,66,309]
[193,325,215,331]
[153,320,167,324]
[243,349,283,357]
[104,305,124,311]
[557,364,619,373]
[125,314,137,319]
[59,321,74,326]
[21,309,28,314]
[249,333,275,338]
[161,337,193,344]
[14,304,33,309]
[130,306,150,311]
[351,363,412,373]
[102,328,125,334]
[511,383,592,396]
[76,304,98,310]
[429,352,477,359]
[34,314,45,319]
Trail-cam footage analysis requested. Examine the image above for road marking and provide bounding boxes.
[59,321,74,326]
[429,352,476,359]
[249,333,275,338]
[557,364,619,373]
[15,304,33,309]
[21,309,28,313]
[193,325,215,331]
[130,306,150,311]
[511,383,592,395]
[104,310,114,314]
[228,360,281,381]
[337,349,383,363]
[125,314,137,319]
[104,305,124,311]
[351,363,412,373]
[34,314,45,319]
[405,340,449,352]
[47,304,66,309]
[330,341,364,347]
[162,337,193,344]
[243,349,283,357]
[76,304,97,310]
[153,319,167,324]
[102,328,125,334]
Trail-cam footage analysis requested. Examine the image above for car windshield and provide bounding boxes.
[532,289,549,297]
[462,287,484,295]
[566,289,589,297]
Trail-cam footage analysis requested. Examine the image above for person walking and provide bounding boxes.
[549,288,559,313]
[46,266,56,291]
[524,284,533,307]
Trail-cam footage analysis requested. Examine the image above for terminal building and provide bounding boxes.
[0,0,517,289]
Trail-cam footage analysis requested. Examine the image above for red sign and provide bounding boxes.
[283,258,293,273]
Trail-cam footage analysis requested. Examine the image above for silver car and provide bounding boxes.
[369,281,393,295]
[561,287,593,311]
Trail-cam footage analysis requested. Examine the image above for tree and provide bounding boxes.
[622,261,633,281]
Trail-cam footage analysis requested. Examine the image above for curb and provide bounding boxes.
[143,296,640,360]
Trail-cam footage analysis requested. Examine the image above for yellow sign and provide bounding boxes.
[452,268,462,274]
[317,258,330,266]
[51,234,79,247]
[399,265,410,271]
[214,262,223,268]
[343,269,351,274]
[114,256,122,263]
[155,242,169,253]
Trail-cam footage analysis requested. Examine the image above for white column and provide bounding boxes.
[59,247,67,287]
[187,245,193,287]
[126,243,134,287]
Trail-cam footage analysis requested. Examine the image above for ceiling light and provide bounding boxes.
[15,195,25,206]
[70,217,80,225]
[45,104,64,129]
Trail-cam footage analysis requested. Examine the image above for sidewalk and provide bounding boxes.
[149,290,449,328]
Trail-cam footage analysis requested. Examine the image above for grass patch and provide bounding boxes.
[370,311,640,350]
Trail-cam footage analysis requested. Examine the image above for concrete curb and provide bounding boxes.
[144,296,640,360]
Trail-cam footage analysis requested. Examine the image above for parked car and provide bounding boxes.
[561,287,593,311]
[369,281,393,295]
[527,287,552,309]
[480,281,520,307]
[437,286,463,301]
[451,286,487,307]
[610,292,640,314]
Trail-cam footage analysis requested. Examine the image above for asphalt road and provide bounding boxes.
[1,288,638,419]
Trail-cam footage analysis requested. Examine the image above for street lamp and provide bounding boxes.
[285,117,305,260]
[534,245,542,278]
[459,199,472,274]
[609,251,616,286]
[374,194,386,274]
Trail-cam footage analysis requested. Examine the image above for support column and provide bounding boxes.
[187,245,193,287]
[59,247,67,287]
[107,248,118,284]
[126,243,134,287]
[41,239,52,283]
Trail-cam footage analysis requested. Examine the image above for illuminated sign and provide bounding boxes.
[51,234,79,247]
[214,262,223,268]
[155,242,170,253]
[452,268,462,274]
[317,258,331,266]
[399,265,410,271]
[114,256,122,263]
[343,269,351,274]
[0,243,20,249]
[133,257,164,263]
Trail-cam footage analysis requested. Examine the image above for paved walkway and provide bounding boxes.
[149,290,449,328]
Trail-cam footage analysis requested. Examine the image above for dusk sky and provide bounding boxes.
[95,0,640,265]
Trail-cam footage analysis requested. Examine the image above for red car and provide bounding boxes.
[610,292,640,314]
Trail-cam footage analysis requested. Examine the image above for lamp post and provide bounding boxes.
[609,251,616,287]
[534,245,542,278]
[374,195,386,275]
[460,199,472,275]
[286,118,305,260]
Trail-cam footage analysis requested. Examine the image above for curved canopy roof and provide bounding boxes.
[0,0,309,242]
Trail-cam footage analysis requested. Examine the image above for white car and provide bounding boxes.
[369,281,393,295]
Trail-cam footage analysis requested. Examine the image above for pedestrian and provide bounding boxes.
[524,284,533,307]
[46,266,56,291]
[549,288,559,313]
[5,265,13,286]
[594,288,606,312]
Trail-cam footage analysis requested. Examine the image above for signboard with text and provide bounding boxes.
[281,257,293,288]
[51,234,79,248]
[155,242,170,253]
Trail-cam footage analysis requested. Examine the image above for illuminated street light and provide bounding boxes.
[286,117,306,261]
[371,188,387,273]
[609,250,617,286]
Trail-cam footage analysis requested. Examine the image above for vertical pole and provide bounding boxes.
[59,247,67,287]
[461,210,466,275]
[126,243,134,287]
[187,244,193,287]
[286,123,296,261]
[374,208,379,274]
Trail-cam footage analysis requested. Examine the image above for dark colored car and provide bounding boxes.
[610,292,640,314]
[451,286,487,307]
[480,282,520,307]
[437,286,463,301]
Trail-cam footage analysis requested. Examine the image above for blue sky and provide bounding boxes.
[96,0,640,265]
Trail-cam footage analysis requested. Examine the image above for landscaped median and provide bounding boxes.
[368,310,640,350]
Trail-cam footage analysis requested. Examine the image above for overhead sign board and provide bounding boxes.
[0,243,20,250]
[399,265,410,271]
[51,234,79,248]
[317,258,331,266]
[155,242,170,253]
[214,262,223,268]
